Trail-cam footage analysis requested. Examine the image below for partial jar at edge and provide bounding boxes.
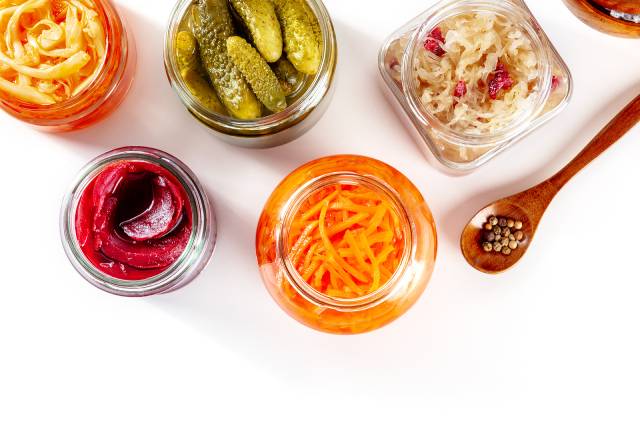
[256,155,438,334]
[0,0,136,132]
[379,0,573,173]
[60,147,216,297]
[164,0,337,149]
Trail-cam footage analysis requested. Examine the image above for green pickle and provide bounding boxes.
[175,31,227,115]
[193,0,261,120]
[229,0,282,63]
[272,0,321,75]
[271,57,303,96]
[227,36,287,113]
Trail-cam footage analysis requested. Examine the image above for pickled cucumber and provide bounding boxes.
[175,31,227,115]
[300,0,322,52]
[272,0,321,75]
[227,36,287,113]
[181,68,228,114]
[193,0,261,119]
[271,57,303,96]
[176,31,200,70]
[229,0,282,63]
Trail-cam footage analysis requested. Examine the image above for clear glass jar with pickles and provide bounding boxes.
[164,0,337,148]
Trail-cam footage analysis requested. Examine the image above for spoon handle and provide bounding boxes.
[549,93,640,190]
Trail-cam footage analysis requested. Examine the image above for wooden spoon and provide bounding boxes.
[461,93,640,274]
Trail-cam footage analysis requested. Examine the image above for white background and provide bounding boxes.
[1,1,639,425]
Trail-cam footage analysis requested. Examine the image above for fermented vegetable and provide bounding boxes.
[286,183,405,298]
[414,12,540,135]
[0,0,107,105]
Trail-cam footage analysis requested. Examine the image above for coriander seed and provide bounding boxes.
[514,231,524,241]
[483,242,493,252]
[514,221,523,230]
[508,240,518,250]
[502,247,511,255]
[489,216,498,226]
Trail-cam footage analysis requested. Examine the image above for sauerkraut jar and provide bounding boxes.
[0,0,136,131]
[379,0,572,172]
[256,155,437,334]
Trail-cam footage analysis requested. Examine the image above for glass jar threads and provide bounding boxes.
[164,0,337,148]
[0,0,136,131]
[60,147,216,297]
[256,155,437,334]
[379,0,573,173]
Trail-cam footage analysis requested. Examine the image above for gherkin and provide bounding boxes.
[175,31,227,115]
[192,0,261,119]
[229,0,282,63]
[227,36,287,113]
[271,57,303,96]
[272,0,321,75]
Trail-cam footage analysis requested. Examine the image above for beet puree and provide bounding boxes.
[75,161,192,280]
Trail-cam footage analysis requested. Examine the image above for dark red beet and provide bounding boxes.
[454,80,467,97]
[488,62,514,100]
[75,161,192,280]
[424,27,446,57]
[120,176,184,241]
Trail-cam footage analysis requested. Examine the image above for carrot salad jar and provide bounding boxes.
[0,0,136,131]
[60,147,216,297]
[379,0,572,173]
[256,156,437,334]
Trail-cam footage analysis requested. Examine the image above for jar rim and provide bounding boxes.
[275,172,415,312]
[60,146,216,297]
[0,0,130,125]
[402,0,553,147]
[163,0,337,137]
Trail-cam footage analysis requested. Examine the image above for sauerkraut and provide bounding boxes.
[414,12,540,135]
[0,0,106,105]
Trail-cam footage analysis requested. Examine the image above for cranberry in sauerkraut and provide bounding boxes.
[414,12,541,135]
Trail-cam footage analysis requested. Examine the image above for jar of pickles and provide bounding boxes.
[164,0,337,148]
[256,156,437,334]
[0,0,136,131]
[379,0,573,173]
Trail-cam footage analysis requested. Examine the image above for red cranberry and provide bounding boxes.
[424,27,446,57]
[488,62,514,100]
[454,80,467,97]
[551,75,560,91]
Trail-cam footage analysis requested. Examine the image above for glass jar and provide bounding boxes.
[256,155,438,334]
[164,0,337,149]
[563,0,640,37]
[60,147,216,297]
[378,0,573,173]
[0,0,136,132]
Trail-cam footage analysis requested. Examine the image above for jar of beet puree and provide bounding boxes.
[256,155,437,334]
[60,147,216,296]
[0,0,136,131]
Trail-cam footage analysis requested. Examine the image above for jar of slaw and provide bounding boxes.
[379,0,572,173]
[60,147,216,297]
[0,0,136,131]
[256,155,437,334]
[164,0,337,149]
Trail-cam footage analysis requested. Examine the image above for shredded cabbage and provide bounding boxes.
[413,12,540,135]
[0,0,106,105]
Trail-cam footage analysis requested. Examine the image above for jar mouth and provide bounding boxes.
[276,172,414,312]
[163,0,337,136]
[402,0,553,148]
[60,147,215,297]
[0,0,129,121]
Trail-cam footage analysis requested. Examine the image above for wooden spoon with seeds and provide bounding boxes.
[461,93,640,274]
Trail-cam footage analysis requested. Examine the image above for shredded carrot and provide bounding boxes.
[287,184,405,299]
